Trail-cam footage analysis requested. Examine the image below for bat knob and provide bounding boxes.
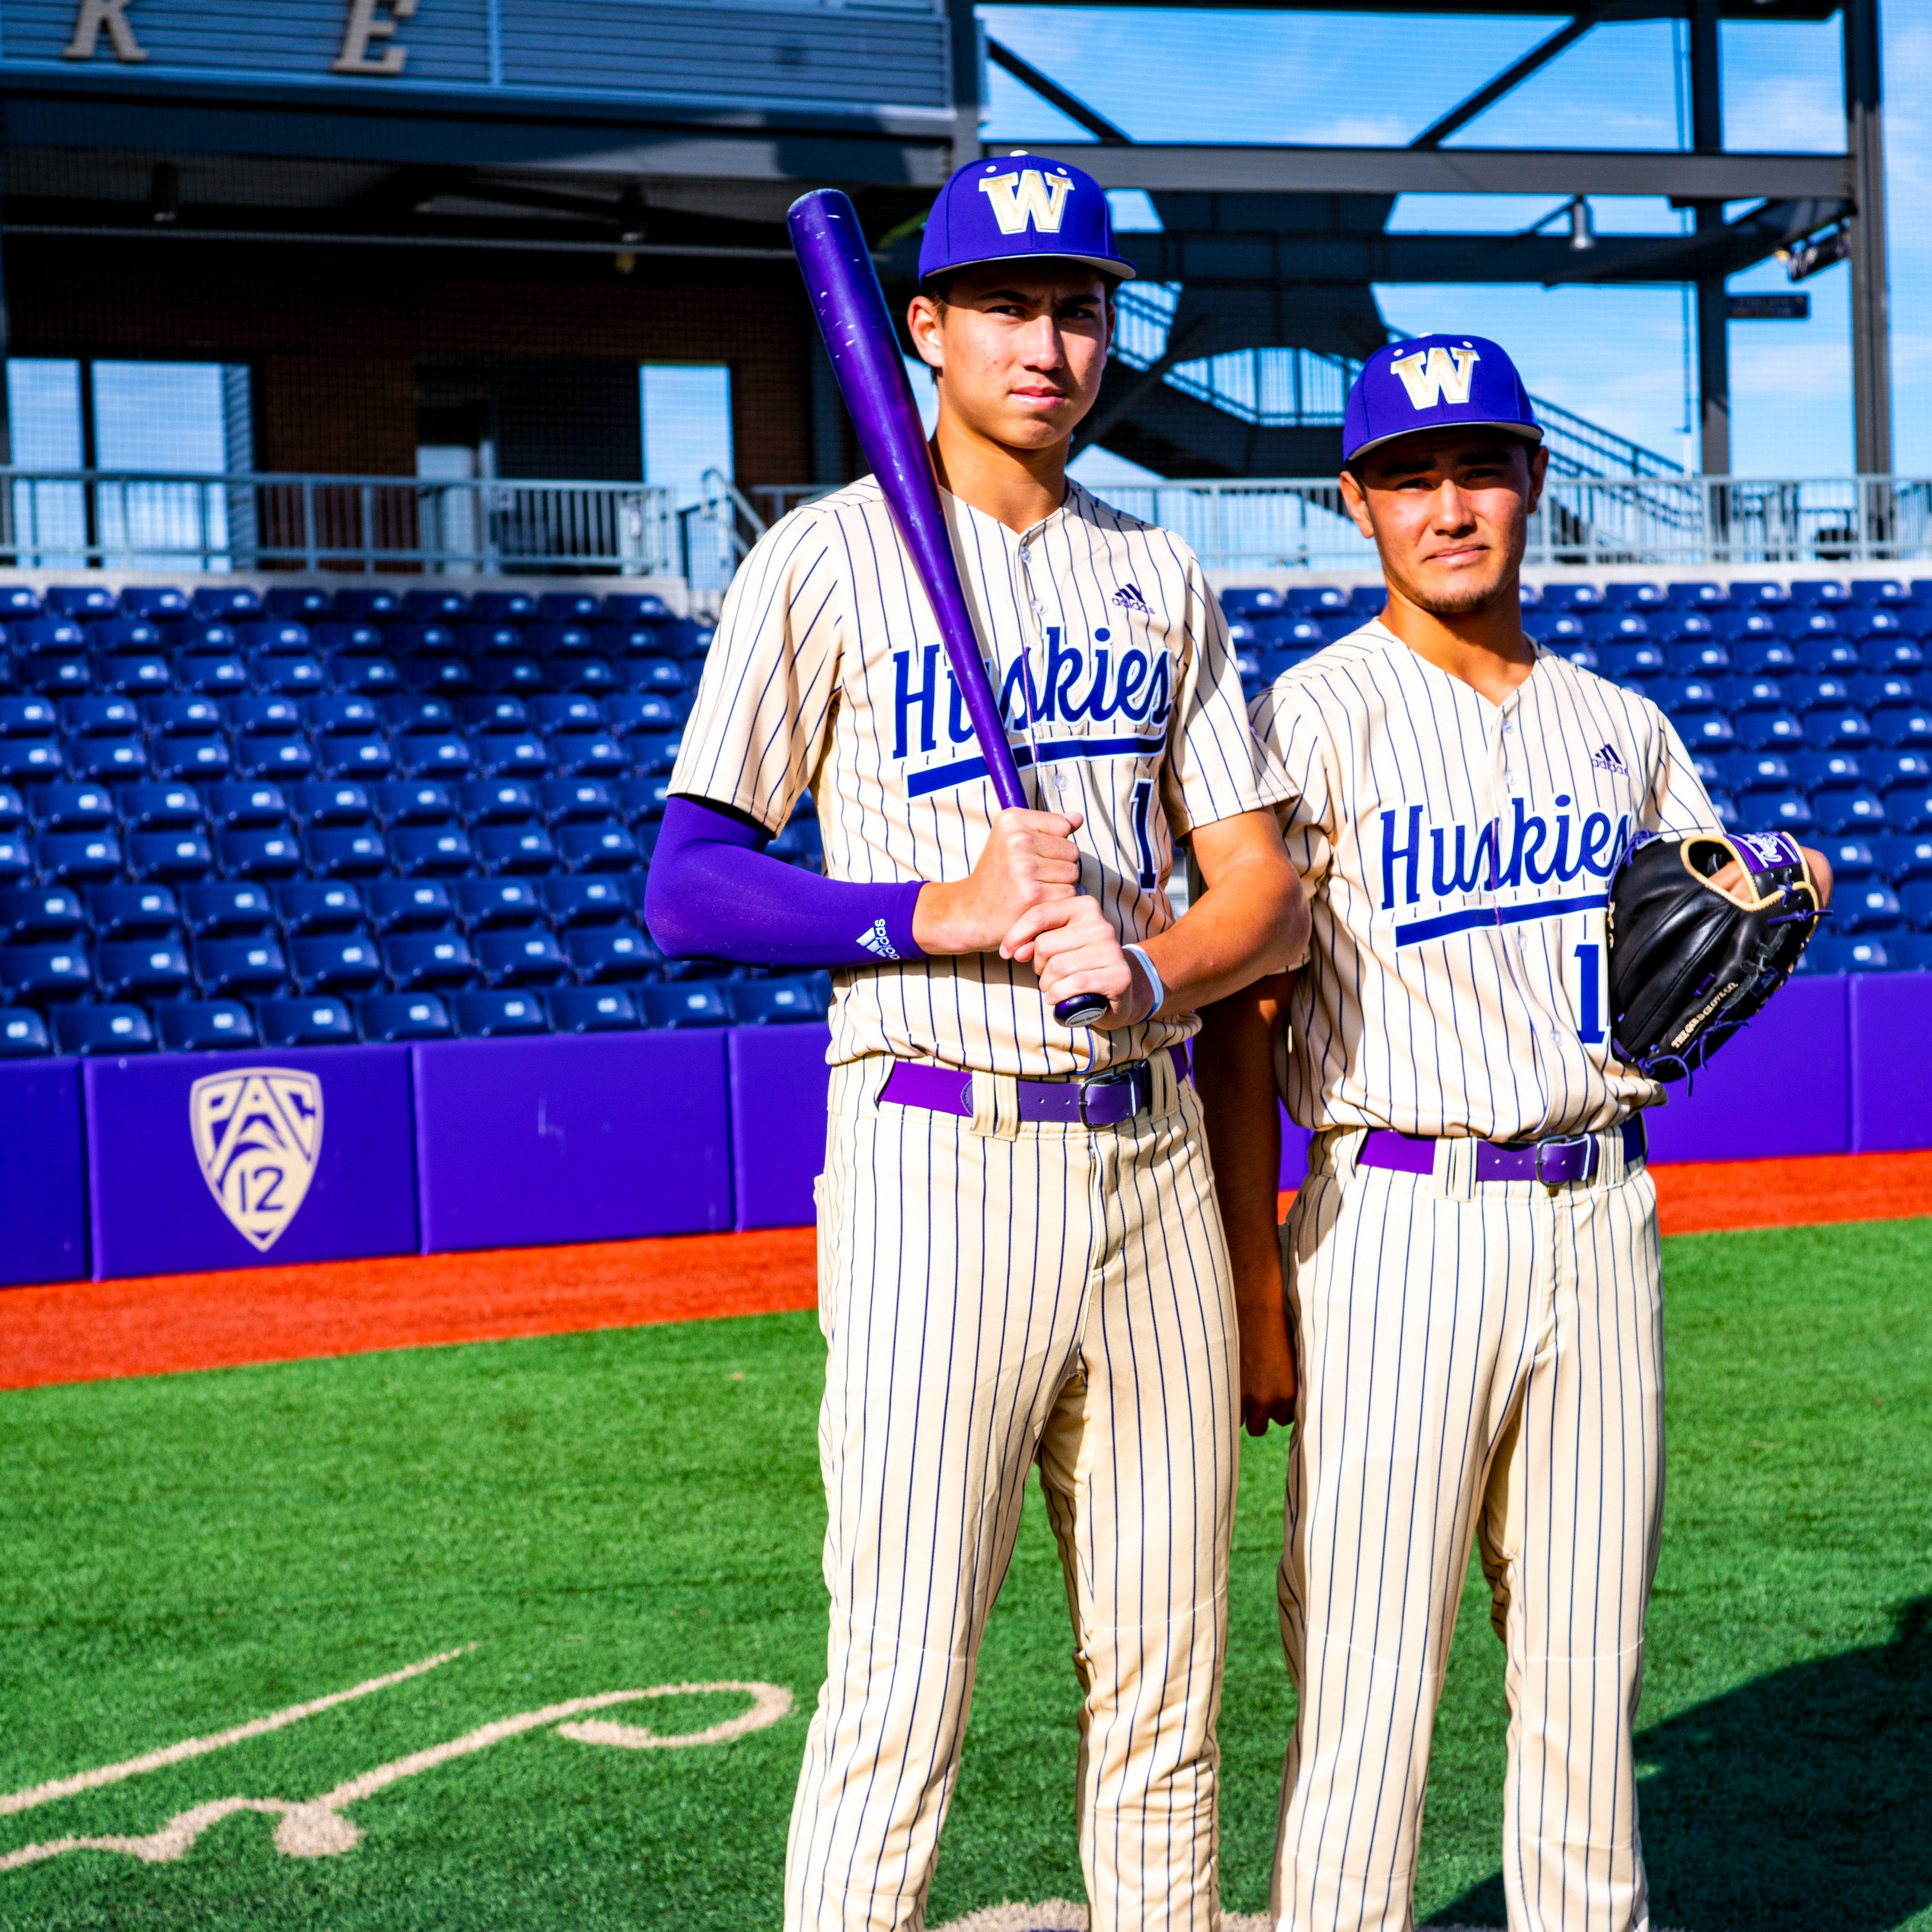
[1054,991,1112,1027]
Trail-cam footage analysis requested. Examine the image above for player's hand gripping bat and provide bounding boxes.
[786,187,1111,1029]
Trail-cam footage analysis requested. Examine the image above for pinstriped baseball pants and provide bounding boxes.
[786,1054,1240,1932]
[1273,1125,1664,1932]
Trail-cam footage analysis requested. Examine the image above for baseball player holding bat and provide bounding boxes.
[1194,334,1831,1932]
[645,155,1306,1931]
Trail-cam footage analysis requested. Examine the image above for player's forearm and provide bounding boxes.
[1194,975,1290,1307]
[1140,832,1307,1016]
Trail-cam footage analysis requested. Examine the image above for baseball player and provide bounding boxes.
[1192,334,1829,1932]
[645,155,1307,1932]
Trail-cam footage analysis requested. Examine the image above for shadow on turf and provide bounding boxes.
[1430,1598,1932,1932]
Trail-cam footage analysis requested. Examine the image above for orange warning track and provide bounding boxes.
[3,1149,1930,1393]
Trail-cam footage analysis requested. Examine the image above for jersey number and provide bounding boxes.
[1574,941,1605,1045]
[1130,779,1158,890]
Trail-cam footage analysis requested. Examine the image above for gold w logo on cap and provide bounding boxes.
[978,169,1074,236]
[1389,345,1481,410]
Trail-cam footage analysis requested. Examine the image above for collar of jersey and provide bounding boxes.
[1365,616,1550,715]
[937,477,1088,546]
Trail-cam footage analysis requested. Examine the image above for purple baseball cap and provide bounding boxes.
[1342,333,1542,464]
[918,152,1137,284]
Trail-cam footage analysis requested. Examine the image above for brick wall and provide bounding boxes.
[6,238,816,489]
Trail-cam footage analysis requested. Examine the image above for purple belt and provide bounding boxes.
[880,1044,1191,1130]
[1358,1116,1645,1188]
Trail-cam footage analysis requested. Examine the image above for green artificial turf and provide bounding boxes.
[1,1217,1929,1932]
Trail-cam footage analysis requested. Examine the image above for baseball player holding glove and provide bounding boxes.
[1194,334,1828,1932]
[646,155,1306,1932]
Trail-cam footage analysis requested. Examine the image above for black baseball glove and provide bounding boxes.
[1606,828,1824,1082]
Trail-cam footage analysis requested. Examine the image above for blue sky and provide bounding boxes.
[986,3,1929,478]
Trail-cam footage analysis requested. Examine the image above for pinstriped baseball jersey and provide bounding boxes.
[673,476,1288,1077]
[1249,620,1718,1141]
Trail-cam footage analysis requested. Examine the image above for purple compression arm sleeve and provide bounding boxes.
[643,795,927,968]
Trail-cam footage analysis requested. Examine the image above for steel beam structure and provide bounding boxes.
[1845,0,1892,475]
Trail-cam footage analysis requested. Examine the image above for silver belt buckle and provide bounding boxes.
[1534,1132,1599,1187]
[1078,1060,1152,1127]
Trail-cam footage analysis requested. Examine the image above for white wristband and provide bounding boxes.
[1123,943,1164,1020]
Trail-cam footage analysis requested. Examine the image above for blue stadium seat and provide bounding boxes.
[1836,879,1904,932]
[1725,749,1793,792]
[120,784,204,831]
[277,880,366,935]
[315,731,394,783]
[1888,934,1932,970]
[554,657,620,695]
[1789,749,1865,791]
[474,823,558,874]
[1651,675,1720,715]
[1795,635,1862,673]
[454,878,545,929]
[242,619,312,654]
[291,780,375,828]
[475,658,545,697]
[62,695,141,738]
[477,929,572,987]
[0,941,92,1001]
[406,656,475,697]
[1668,582,1728,608]
[1804,708,1875,751]
[206,781,292,829]
[1729,635,1799,674]
[98,653,174,697]
[150,736,232,784]
[88,883,182,940]
[32,782,116,832]
[1788,672,1855,710]
[1598,641,1665,682]
[257,656,329,698]
[538,592,603,623]
[152,999,258,1051]
[1872,705,1932,749]
[1859,636,1926,673]
[382,933,477,991]
[453,625,527,663]
[194,935,291,999]
[540,777,618,823]
[1737,710,1806,753]
[0,833,30,885]
[383,695,457,733]
[257,996,358,1047]
[120,586,188,622]
[1814,836,1877,881]
[179,618,242,651]
[627,729,683,774]
[1790,578,1852,607]
[291,933,385,996]
[532,694,604,732]
[234,732,315,782]
[1675,713,1735,753]
[641,982,730,1028]
[86,617,163,652]
[1808,786,1885,835]
[334,588,398,621]
[1849,578,1912,606]
[182,880,277,938]
[1806,936,1894,973]
[68,736,150,784]
[0,885,87,943]
[0,785,24,832]
[725,978,827,1024]
[37,831,124,885]
[178,652,250,698]
[191,585,261,619]
[308,692,382,733]
[358,991,455,1041]
[22,650,92,697]
[375,779,458,825]
[564,923,658,982]
[1868,748,1932,791]
[306,826,389,879]
[1740,788,1812,833]
[607,692,683,734]
[97,938,194,1001]
[550,730,625,777]
[450,989,551,1038]
[459,779,541,825]
[0,695,58,739]
[264,587,334,619]
[474,730,552,778]
[1901,881,1932,927]
[1603,582,1666,608]
[365,879,457,935]
[0,1008,51,1056]
[1665,639,1731,675]
[0,738,63,784]
[52,1004,155,1055]
[128,828,216,883]
[472,591,537,622]
[216,827,305,881]
[1883,783,1932,832]
[396,732,476,780]
[1874,833,1932,883]
[547,985,641,1032]
[402,589,469,623]
[540,876,632,926]
[556,823,641,872]
[458,694,531,730]
[329,655,403,697]
[391,825,475,876]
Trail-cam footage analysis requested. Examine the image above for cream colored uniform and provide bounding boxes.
[675,478,1290,1932]
[1248,621,1718,1932]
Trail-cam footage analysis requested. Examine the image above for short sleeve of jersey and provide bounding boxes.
[1159,555,1294,835]
[1248,673,1338,895]
[1643,707,1720,837]
[670,507,843,831]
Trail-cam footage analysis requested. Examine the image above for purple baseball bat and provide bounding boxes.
[787,187,1108,1027]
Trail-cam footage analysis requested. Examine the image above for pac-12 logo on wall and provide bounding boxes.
[190,1069,325,1252]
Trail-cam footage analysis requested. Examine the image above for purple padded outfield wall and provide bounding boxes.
[412,1032,733,1252]
[1849,975,1932,1152]
[0,1061,87,1287]
[84,1045,419,1280]
[729,1024,833,1230]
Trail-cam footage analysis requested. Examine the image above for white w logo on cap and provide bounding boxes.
[1389,345,1481,409]
[978,169,1074,236]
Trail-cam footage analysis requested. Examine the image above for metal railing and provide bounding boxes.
[0,469,680,577]
[1048,474,1932,574]
[1111,284,1684,483]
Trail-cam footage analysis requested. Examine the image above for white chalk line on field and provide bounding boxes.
[0,1647,472,1818]
[0,1679,792,1871]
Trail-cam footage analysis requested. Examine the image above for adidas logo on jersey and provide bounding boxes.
[856,919,899,961]
[1591,744,1627,774]
[1112,583,1154,614]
